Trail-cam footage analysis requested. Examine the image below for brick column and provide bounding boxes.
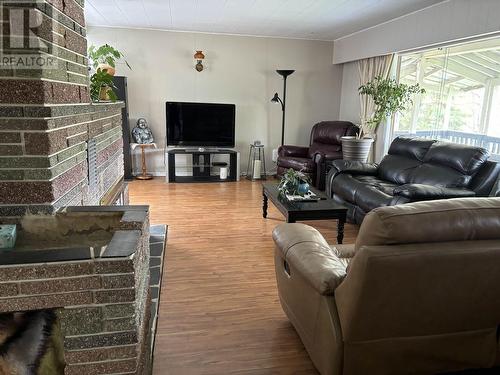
[0,0,124,217]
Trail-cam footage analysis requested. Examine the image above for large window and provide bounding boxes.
[394,38,500,160]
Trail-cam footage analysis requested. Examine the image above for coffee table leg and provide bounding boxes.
[337,218,345,244]
[262,192,268,218]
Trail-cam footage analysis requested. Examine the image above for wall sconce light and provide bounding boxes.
[194,50,205,72]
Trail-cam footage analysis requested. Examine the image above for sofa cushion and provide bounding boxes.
[278,156,315,172]
[355,198,500,251]
[378,154,422,184]
[379,138,490,188]
[408,141,490,188]
[393,184,476,200]
[377,138,435,185]
[410,163,473,187]
[332,174,398,212]
[423,141,489,175]
[387,137,436,161]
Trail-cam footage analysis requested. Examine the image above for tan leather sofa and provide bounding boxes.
[273,198,500,375]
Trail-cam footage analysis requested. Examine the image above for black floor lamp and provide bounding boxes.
[271,69,295,146]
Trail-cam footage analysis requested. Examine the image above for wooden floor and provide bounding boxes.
[128,178,359,375]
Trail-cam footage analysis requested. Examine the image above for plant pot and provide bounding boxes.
[341,136,374,162]
[99,86,111,101]
[97,63,116,76]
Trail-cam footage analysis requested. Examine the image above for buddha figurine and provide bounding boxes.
[132,118,154,144]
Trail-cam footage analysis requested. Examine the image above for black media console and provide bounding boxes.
[167,149,238,183]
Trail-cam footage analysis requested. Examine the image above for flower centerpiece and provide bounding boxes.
[278,169,311,198]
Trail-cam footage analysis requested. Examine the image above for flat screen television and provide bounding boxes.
[166,102,235,147]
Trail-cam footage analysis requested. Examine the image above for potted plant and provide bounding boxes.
[90,69,118,102]
[342,76,424,162]
[88,44,131,102]
[88,44,131,76]
[278,169,311,198]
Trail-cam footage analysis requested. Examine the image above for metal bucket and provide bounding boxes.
[341,136,374,162]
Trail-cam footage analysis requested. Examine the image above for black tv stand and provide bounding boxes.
[167,149,238,183]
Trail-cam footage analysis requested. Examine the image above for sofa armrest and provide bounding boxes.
[326,160,378,197]
[278,145,309,158]
[331,159,379,175]
[490,178,500,197]
[273,223,347,295]
[332,244,355,259]
[393,184,476,200]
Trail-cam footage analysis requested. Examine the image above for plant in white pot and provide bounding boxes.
[342,76,424,162]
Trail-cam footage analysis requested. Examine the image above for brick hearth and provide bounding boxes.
[0,206,153,374]
[0,0,125,217]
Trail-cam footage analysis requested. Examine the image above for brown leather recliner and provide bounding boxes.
[273,198,500,375]
[277,121,357,190]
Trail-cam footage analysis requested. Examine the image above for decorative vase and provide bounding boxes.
[297,182,309,195]
[97,63,116,76]
[341,136,374,162]
[99,86,111,101]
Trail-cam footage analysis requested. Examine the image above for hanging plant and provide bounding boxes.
[358,76,425,138]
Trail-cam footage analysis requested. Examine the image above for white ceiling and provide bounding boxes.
[85,0,446,41]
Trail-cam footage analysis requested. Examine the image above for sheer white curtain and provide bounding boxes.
[394,38,500,161]
[358,54,394,161]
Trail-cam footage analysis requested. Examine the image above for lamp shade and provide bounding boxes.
[276,69,295,78]
[194,50,205,60]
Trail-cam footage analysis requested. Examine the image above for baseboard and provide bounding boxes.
[132,171,166,177]
[133,171,276,178]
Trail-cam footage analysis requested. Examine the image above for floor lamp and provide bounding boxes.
[271,70,295,146]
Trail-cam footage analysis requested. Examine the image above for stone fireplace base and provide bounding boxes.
[0,206,154,374]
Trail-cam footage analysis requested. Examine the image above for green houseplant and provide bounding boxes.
[90,69,118,102]
[341,75,424,161]
[278,169,311,197]
[88,44,131,75]
[88,44,131,102]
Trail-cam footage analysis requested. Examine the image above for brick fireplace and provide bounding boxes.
[0,0,126,217]
[0,206,152,374]
[0,1,161,374]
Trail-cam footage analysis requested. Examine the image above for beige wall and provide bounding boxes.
[88,27,343,176]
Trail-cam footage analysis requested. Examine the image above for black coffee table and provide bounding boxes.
[262,182,348,244]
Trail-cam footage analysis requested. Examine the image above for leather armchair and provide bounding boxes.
[273,198,500,375]
[277,121,357,189]
[326,137,500,224]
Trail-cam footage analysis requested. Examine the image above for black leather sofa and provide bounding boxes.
[326,137,500,224]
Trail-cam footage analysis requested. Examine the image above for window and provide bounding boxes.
[393,38,500,161]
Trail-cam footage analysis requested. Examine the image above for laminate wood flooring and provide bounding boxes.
[128,179,358,374]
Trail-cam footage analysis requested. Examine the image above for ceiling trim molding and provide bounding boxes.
[86,24,336,43]
[333,0,450,42]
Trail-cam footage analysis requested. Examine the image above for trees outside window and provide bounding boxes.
[394,38,500,160]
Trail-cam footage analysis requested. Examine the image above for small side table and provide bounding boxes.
[131,143,156,180]
[246,144,267,180]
